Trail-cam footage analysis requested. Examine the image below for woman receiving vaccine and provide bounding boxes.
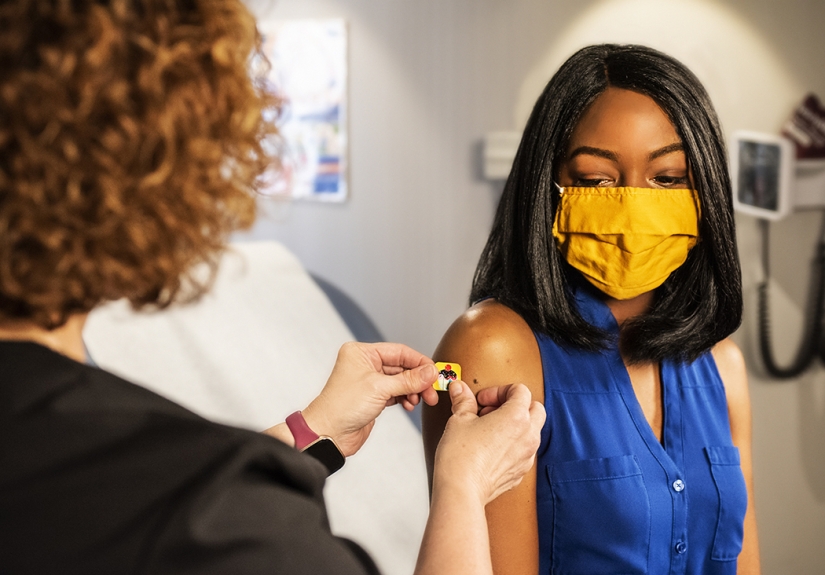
[423,44,760,575]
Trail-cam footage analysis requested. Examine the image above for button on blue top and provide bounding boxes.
[533,285,748,574]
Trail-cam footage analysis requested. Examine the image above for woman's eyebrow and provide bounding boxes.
[567,146,618,162]
[567,143,684,162]
[649,142,684,160]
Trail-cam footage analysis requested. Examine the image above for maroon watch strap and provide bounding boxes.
[285,411,319,450]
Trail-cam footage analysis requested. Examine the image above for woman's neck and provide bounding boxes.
[605,291,654,326]
[0,314,89,363]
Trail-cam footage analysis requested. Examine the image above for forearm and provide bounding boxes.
[414,482,492,575]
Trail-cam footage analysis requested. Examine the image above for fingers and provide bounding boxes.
[419,386,439,406]
[449,380,479,417]
[434,381,541,506]
[333,341,442,417]
[475,384,511,409]
[340,342,438,400]
[371,363,437,406]
[477,405,497,416]
[393,396,416,411]
[389,386,440,411]
[529,400,547,433]
[362,342,434,372]
[476,383,533,411]
[395,363,437,395]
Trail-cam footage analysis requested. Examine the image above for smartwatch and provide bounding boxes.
[285,411,345,476]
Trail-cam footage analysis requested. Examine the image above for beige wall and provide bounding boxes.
[242,0,825,572]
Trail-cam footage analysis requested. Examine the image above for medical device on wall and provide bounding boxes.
[731,130,825,220]
[730,131,796,220]
[731,94,825,378]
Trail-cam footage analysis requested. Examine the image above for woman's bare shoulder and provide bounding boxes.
[438,299,535,352]
[710,338,752,433]
[710,337,748,396]
[434,299,542,395]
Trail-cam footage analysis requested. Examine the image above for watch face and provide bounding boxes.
[303,437,345,475]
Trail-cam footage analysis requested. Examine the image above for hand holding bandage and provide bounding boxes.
[433,380,546,505]
[299,342,439,457]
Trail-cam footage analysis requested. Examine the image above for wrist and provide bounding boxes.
[262,422,295,447]
[432,467,488,508]
[285,410,345,476]
[301,399,337,442]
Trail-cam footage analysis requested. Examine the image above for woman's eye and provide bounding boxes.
[651,175,689,187]
[574,178,613,187]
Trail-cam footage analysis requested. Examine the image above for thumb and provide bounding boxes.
[385,363,437,398]
[529,400,547,432]
[449,380,478,417]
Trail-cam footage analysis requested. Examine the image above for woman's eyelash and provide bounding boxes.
[571,176,689,187]
[653,175,689,186]
[574,178,612,187]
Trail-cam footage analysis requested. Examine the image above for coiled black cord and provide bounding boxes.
[757,213,825,378]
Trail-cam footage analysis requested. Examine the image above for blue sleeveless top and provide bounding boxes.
[534,286,747,575]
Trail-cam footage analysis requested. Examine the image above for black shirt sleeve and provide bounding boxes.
[0,342,381,575]
[138,436,382,575]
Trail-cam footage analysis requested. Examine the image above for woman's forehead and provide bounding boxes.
[567,87,682,157]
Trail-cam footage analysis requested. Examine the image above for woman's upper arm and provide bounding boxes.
[422,300,545,575]
[712,338,761,575]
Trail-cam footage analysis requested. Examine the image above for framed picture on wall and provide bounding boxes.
[258,19,348,202]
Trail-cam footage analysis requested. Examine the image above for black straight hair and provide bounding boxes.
[471,44,742,363]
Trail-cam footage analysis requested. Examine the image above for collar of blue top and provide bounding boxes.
[569,275,621,334]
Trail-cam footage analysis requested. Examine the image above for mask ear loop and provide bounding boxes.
[554,182,565,195]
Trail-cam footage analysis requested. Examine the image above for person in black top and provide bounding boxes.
[0,1,545,574]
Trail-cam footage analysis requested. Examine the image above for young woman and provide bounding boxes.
[423,44,760,575]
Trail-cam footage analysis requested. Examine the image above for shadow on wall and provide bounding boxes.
[512,0,802,133]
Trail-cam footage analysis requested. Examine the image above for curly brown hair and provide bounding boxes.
[0,0,278,328]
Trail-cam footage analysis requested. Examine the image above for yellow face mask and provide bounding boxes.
[552,186,701,300]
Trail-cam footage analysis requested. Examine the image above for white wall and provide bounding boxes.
[240,0,825,572]
[241,0,593,356]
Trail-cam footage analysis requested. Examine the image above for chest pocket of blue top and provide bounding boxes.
[705,446,747,561]
[548,454,650,575]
